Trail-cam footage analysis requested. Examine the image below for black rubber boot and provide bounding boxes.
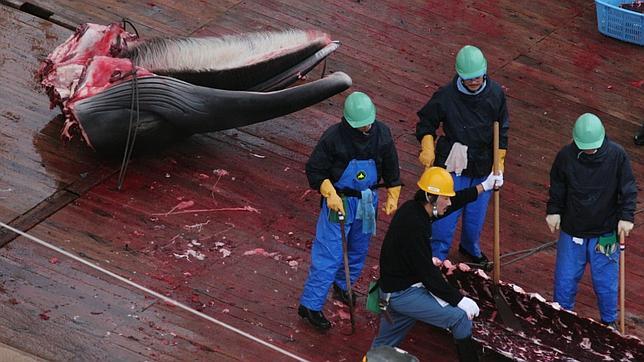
[459,245,489,265]
[634,123,644,146]
[298,305,331,330]
[455,336,480,362]
[332,283,356,306]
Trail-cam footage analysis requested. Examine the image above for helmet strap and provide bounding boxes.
[425,192,439,217]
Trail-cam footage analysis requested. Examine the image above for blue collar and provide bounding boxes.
[456,76,487,95]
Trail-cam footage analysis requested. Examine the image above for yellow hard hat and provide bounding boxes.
[417,167,455,197]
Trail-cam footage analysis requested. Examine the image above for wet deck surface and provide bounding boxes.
[0,0,642,361]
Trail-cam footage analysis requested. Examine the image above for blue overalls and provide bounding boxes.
[554,230,619,323]
[430,173,492,260]
[300,159,378,311]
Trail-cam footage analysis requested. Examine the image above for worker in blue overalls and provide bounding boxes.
[546,113,636,328]
[298,91,402,330]
[416,45,510,264]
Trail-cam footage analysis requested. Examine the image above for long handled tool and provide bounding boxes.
[492,121,522,331]
[493,121,501,284]
[338,213,356,334]
[619,230,626,334]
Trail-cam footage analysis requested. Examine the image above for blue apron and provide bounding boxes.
[300,159,379,311]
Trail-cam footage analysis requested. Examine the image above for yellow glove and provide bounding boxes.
[546,214,560,233]
[418,135,435,167]
[382,185,402,215]
[320,179,345,214]
[498,149,507,173]
[618,220,634,237]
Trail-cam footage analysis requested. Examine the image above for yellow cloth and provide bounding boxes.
[498,149,507,172]
[418,135,435,167]
[382,186,402,215]
[320,179,344,214]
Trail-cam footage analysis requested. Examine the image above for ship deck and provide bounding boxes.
[0,0,642,360]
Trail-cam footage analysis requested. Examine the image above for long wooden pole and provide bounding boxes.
[493,122,500,284]
[619,231,625,334]
[339,213,355,334]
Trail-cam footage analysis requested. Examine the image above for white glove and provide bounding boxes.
[481,172,504,192]
[546,214,561,233]
[618,220,634,237]
[457,296,480,320]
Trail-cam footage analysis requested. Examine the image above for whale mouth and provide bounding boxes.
[38,23,351,151]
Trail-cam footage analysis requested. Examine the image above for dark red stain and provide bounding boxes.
[39,310,51,320]
[147,272,179,287]
[631,80,644,88]
[424,1,504,37]
[572,45,602,72]
[469,0,504,37]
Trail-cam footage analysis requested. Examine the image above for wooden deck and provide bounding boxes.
[0,0,642,361]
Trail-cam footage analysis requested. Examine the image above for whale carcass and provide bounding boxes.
[38,22,352,151]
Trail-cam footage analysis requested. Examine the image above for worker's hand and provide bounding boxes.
[432,257,443,267]
[382,186,402,215]
[618,220,634,237]
[498,149,507,173]
[546,214,561,233]
[320,179,345,215]
[326,194,344,214]
[481,172,504,191]
[418,135,435,167]
[457,297,480,320]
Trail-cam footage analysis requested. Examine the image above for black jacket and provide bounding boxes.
[306,119,401,190]
[378,187,478,306]
[416,76,509,177]
[546,138,637,238]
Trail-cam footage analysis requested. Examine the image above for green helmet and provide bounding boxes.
[573,113,605,150]
[455,45,487,79]
[343,91,376,128]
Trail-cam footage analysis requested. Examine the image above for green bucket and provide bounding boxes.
[366,280,381,314]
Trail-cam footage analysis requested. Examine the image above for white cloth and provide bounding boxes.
[411,283,449,307]
[444,142,468,175]
[457,297,480,320]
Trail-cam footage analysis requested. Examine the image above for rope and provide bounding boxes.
[320,58,327,79]
[121,18,139,38]
[0,221,309,362]
[117,63,140,190]
[500,240,557,266]
[464,240,557,270]
[116,17,142,190]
